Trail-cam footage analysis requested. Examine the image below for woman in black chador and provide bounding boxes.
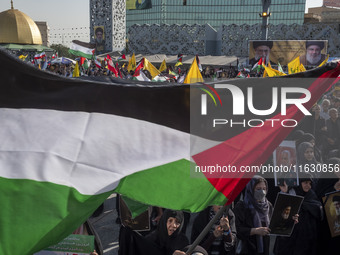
[146,209,189,255]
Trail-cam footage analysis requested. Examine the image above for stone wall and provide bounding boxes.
[127,23,340,57]
[127,24,216,55]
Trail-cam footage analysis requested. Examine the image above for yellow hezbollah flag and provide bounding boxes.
[288,57,301,74]
[72,62,80,77]
[318,55,329,67]
[19,54,28,60]
[263,65,286,77]
[127,53,136,72]
[299,63,306,72]
[144,58,161,79]
[263,69,268,78]
[184,57,203,84]
[267,61,272,69]
[175,61,183,67]
[262,61,268,77]
[159,59,167,72]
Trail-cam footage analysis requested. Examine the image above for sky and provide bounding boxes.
[0,0,324,29]
[0,0,90,28]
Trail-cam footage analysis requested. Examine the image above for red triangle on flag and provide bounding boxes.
[133,58,145,77]
[108,59,118,77]
[80,57,86,66]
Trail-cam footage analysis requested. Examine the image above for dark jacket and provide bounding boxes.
[145,210,189,255]
[234,201,273,255]
[274,188,322,255]
[315,168,340,255]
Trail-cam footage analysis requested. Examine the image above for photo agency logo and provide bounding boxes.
[200,83,223,115]
[199,82,312,129]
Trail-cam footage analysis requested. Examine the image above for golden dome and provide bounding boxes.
[0,7,42,45]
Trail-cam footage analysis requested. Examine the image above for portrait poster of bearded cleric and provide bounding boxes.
[323,191,340,237]
[248,40,327,67]
[269,193,303,236]
[299,40,328,67]
[94,26,106,55]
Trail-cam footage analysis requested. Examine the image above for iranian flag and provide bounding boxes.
[1,49,340,254]
[95,58,102,69]
[34,52,46,59]
[69,40,95,59]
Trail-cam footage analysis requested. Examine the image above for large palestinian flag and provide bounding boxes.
[0,49,339,254]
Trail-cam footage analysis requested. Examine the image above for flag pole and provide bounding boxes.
[186,204,230,255]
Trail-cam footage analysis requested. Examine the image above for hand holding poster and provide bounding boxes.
[323,191,340,237]
[269,193,303,236]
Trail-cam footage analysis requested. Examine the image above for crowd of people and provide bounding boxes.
[116,172,339,255]
[26,51,340,255]
[37,55,269,81]
[115,83,340,255]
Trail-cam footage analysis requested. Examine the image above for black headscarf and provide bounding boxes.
[146,209,188,255]
[295,172,314,197]
[297,142,319,166]
[298,133,315,144]
[157,210,184,241]
[243,175,270,253]
[291,129,305,141]
[293,173,322,241]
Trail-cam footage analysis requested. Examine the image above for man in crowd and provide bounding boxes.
[300,41,327,66]
[320,99,331,120]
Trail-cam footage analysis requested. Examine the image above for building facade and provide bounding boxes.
[305,6,340,24]
[89,0,126,52]
[126,0,306,31]
[35,21,49,47]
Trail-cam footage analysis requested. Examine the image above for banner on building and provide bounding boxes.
[94,26,106,55]
[324,0,340,8]
[249,40,328,66]
[126,0,152,10]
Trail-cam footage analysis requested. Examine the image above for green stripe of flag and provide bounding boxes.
[0,177,110,254]
[69,49,93,59]
[114,159,228,213]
